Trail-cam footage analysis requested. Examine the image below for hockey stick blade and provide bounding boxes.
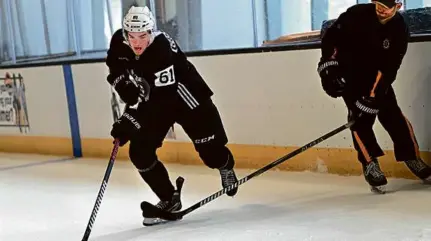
[81,139,120,241]
[141,120,354,221]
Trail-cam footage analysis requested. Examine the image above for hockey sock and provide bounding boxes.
[139,160,175,201]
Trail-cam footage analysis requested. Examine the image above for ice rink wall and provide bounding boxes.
[0,39,430,179]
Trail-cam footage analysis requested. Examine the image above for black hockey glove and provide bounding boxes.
[349,96,379,130]
[107,74,150,106]
[317,59,346,98]
[354,96,379,116]
[130,74,151,103]
[110,107,142,146]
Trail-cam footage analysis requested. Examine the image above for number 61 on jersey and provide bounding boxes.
[155,65,176,87]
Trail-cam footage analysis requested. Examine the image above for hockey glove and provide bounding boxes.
[317,59,346,98]
[110,107,142,146]
[349,96,379,130]
[355,96,379,116]
[130,74,151,103]
[107,74,150,106]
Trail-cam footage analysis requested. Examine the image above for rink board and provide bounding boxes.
[0,66,73,156]
[0,41,430,179]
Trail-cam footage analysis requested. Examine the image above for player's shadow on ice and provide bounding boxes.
[91,203,291,241]
[90,191,340,240]
[386,178,431,192]
[92,180,431,241]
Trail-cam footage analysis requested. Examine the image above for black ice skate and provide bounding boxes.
[362,159,387,194]
[142,177,183,226]
[219,168,238,197]
[404,159,431,182]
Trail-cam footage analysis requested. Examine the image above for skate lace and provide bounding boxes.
[365,162,384,179]
[405,160,426,172]
[155,201,170,210]
[220,169,236,185]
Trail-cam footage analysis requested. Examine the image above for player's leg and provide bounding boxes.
[377,87,431,180]
[344,96,387,192]
[178,98,238,197]
[128,116,182,225]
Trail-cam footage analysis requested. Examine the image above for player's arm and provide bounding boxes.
[105,34,142,106]
[317,10,351,98]
[370,23,409,100]
[320,9,352,61]
[354,22,409,116]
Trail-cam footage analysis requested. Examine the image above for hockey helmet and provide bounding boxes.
[122,6,155,39]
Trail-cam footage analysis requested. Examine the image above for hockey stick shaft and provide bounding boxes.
[81,139,120,241]
[178,120,355,217]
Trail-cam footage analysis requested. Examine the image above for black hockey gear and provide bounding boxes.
[141,176,184,226]
[317,59,346,98]
[404,159,431,180]
[362,159,387,194]
[348,96,378,131]
[355,96,379,115]
[110,107,141,146]
[107,74,141,106]
[219,168,238,197]
[129,72,151,103]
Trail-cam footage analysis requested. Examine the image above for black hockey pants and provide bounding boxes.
[128,98,234,201]
[343,86,421,165]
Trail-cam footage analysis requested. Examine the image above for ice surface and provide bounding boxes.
[1,152,431,241]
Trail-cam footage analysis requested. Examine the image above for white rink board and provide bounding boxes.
[0,41,429,152]
[71,63,113,139]
[70,41,431,151]
[0,66,70,137]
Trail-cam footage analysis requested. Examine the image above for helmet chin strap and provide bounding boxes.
[148,31,156,45]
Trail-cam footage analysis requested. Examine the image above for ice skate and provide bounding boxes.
[362,159,387,194]
[142,177,183,226]
[404,159,431,183]
[219,168,238,197]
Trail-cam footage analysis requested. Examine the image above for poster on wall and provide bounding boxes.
[109,86,176,140]
[0,72,30,134]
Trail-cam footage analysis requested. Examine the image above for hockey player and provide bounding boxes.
[106,6,238,225]
[317,0,431,193]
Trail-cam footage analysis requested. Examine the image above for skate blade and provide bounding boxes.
[422,177,431,184]
[370,185,386,194]
[143,217,177,226]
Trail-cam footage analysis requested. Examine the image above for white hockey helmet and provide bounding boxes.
[122,6,155,38]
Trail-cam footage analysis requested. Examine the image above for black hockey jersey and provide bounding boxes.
[106,29,213,111]
[320,3,409,100]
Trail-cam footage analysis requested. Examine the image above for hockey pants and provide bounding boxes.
[128,98,234,201]
[343,87,421,165]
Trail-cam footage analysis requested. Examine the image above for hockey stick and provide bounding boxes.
[81,139,120,241]
[141,120,355,221]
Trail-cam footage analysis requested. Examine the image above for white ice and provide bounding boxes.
[1,152,431,241]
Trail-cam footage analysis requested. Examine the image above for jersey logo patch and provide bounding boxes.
[154,65,176,87]
[383,39,390,49]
